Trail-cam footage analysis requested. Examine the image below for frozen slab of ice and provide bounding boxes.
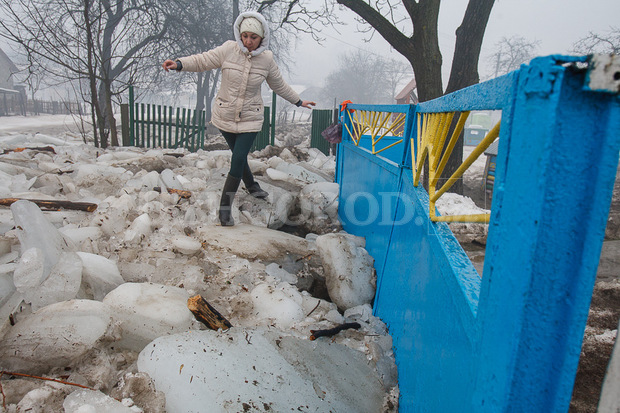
[59,225,103,246]
[0,300,115,374]
[265,262,297,284]
[0,273,16,308]
[76,252,125,301]
[123,213,153,244]
[14,248,83,310]
[196,224,310,262]
[137,328,386,413]
[160,168,184,190]
[316,233,376,311]
[11,200,73,276]
[267,162,328,185]
[250,283,304,329]
[298,182,339,231]
[64,389,135,413]
[171,235,202,255]
[103,282,194,352]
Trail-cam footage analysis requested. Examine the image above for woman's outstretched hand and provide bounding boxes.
[162,59,178,72]
[300,101,316,109]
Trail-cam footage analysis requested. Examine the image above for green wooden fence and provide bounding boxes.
[310,109,335,156]
[121,87,336,155]
[121,86,272,152]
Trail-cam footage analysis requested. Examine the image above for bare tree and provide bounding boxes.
[164,0,231,119]
[322,50,411,105]
[0,0,170,148]
[573,26,620,55]
[488,35,540,78]
[249,0,496,193]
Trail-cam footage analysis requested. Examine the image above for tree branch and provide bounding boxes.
[336,0,413,57]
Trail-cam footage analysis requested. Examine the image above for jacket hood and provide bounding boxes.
[234,11,270,56]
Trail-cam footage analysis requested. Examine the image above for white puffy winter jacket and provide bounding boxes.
[177,12,301,133]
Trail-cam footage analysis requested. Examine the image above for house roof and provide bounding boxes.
[0,47,19,73]
[395,79,417,101]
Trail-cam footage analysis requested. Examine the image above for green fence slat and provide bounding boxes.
[129,87,135,146]
[168,106,173,148]
[157,105,162,147]
[140,103,146,148]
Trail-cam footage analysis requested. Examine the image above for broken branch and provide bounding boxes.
[0,370,95,390]
[0,198,98,212]
[310,322,361,341]
[153,187,191,199]
[1,146,56,155]
[187,295,233,331]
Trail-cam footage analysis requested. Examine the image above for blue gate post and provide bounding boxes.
[473,55,620,412]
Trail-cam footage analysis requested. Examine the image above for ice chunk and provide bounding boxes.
[109,372,166,413]
[9,173,36,192]
[60,226,103,246]
[278,148,299,163]
[11,200,73,276]
[125,170,161,191]
[344,303,373,323]
[0,273,16,308]
[265,263,297,284]
[76,252,125,301]
[103,283,193,351]
[137,328,386,413]
[14,248,83,310]
[73,163,128,183]
[269,162,327,185]
[124,213,153,244]
[298,182,339,231]
[250,283,304,329]
[13,247,45,290]
[160,169,183,190]
[196,224,310,262]
[64,389,135,413]
[316,233,376,311]
[92,194,135,236]
[16,386,66,412]
[0,300,115,374]
[171,235,202,255]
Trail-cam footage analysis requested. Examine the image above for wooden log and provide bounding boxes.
[153,187,191,199]
[1,146,56,155]
[163,152,185,158]
[187,295,233,331]
[0,198,98,212]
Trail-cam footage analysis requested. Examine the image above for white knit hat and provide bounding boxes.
[239,17,264,38]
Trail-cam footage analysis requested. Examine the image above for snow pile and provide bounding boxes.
[0,121,397,412]
[436,192,490,243]
[316,233,376,311]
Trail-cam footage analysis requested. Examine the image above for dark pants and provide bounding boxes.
[220,130,258,179]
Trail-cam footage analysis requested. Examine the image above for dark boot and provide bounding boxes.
[219,174,241,226]
[242,167,268,199]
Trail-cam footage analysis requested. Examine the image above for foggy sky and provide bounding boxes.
[290,0,620,90]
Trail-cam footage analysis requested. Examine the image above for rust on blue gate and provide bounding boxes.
[335,54,620,412]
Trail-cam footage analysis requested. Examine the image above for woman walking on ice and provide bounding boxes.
[163,11,315,226]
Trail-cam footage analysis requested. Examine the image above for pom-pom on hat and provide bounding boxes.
[239,17,264,38]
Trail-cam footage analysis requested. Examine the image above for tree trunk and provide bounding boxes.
[440,0,495,194]
[104,79,119,147]
[445,0,496,94]
[85,3,105,148]
[408,0,443,102]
